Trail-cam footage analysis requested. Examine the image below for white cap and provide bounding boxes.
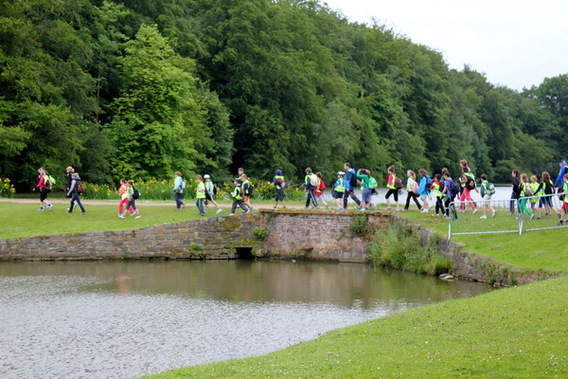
[338,171,345,175]
[204,174,210,179]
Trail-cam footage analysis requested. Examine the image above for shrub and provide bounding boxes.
[368,222,450,275]
[0,178,16,198]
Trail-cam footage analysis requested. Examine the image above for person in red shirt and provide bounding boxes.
[314,172,329,208]
[35,167,52,211]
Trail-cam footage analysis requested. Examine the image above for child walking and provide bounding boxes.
[557,173,568,225]
[333,171,346,210]
[195,175,206,216]
[529,175,542,219]
[314,172,329,208]
[204,174,222,214]
[35,167,53,211]
[385,166,401,211]
[404,170,422,211]
[519,173,534,219]
[431,174,444,216]
[127,180,141,219]
[442,172,458,220]
[271,170,287,209]
[230,179,250,215]
[118,179,129,218]
[479,174,496,219]
[418,169,431,212]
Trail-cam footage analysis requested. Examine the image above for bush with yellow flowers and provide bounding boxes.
[0,177,16,198]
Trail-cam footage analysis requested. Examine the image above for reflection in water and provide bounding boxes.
[0,261,492,379]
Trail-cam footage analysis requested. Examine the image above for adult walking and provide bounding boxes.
[509,170,522,215]
[66,172,86,214]
[343,163,361,210]
[554,159,568,205]
[173,171,186,210]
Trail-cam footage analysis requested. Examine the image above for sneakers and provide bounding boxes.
[492,210,496,218]
[420,208,429,213]
[557,221,564,226]
[480,215,487,219]
[529,214,535,220]
[216,208,222,214]
[118,213,125,219]
[229,213,235,216]
[135,215,141,219]
[472,209,478,215]
[130,212,136,217]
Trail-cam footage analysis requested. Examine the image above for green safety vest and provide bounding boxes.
[274,175,285,188]
[196,182,206,199]
[232,185,243,200]
[334,178,345,193]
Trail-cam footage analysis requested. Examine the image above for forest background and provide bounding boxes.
[1,0,568,191]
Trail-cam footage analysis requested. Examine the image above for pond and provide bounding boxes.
[0,260,492,378]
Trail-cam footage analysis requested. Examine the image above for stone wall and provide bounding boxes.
[0,210,388,262]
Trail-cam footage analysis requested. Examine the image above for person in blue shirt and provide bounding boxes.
[554,159,568,189]
[342,162,361,210]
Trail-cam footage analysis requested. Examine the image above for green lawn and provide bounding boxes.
[0,202,222,239]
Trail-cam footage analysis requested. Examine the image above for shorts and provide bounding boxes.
[482,194,492,201]
[333,191,344,199]
[420,193,429,200]
[206,193,214,201]
[275,189,284,201]
[243,196,249,202]
[361,188,372,204]
[563,202,568,212]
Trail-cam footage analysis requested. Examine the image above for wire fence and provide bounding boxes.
[447,193,568,239]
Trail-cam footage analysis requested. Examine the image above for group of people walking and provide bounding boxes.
[33,159,568,225]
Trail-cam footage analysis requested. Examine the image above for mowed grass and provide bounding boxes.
[0,202,222,239]
[146,275,568,378]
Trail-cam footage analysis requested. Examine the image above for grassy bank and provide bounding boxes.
[143,207,568,378]
[147,275,568,378]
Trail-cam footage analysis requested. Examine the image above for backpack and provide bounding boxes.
[44,175,55,191]
[75,180,85,194]
[466,175,476,190]
[181,180,186,189]
[394,177,403,190]
[349,171,358,188]
[243,182,254,196]
[449,180,460,196]
[310,174,320,187]
[368,176,378,189]
[425,176,433,189]
[131,186,140,199]
[488,183,496,195]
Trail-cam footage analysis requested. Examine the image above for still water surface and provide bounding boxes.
[0,260,492,378]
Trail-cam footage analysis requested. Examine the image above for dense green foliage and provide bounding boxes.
[1,0,566,191]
